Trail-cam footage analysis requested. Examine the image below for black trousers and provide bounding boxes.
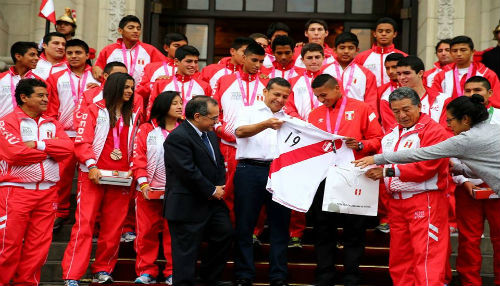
[309,180,367,286]
[168,203,233,286]
[233,161,291,281]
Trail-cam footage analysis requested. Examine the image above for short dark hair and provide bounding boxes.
[435,38,452,53]
[385,52,405,64]
[103,61,127,75]
[311,74,339,89]
[266,77,292,90]
[249,33,268,41]
[305,19,328,31]
[396,55,425,74]
[175,45,200,61]
[244,42,265,56]
[451,35,474,50]
[43,32,66,45]
[465,76,491,90]
[375,17,398,31]
[446,94,489,126]
[266,22,291,39]
[334,32,359,47]
[388,87,421,107]
[15,78,47,106]
[150,91,182,126]
[164,33,188,46]
[65,39,89,54]
[301,43,324,58]
[231,37,255,50]
[119,15,141,29]
[271,35,295,52]
[10,42,38,63]
[184,95,218,120]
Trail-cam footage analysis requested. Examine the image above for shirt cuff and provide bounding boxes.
[85,159,97,168]
[36,140,46,151]
[137,176,148,185]
[212,187,216,196]
[394,165,401,177]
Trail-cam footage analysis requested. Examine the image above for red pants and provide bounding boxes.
[0,186,56,285]
[456,185,500,286]
[134,193,173,278]
[55,150,77,218]
[378,183,391,224]
[62,172,132,279]
[446,178,457,229]
[219,143,236,224]
[123,189,137,234]
[388,191,449,286]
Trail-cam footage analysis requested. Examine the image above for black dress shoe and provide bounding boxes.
[215,281,233,286]
[234,278,252,286]
[270,280,288,286]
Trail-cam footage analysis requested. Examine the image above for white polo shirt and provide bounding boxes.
[234,101,287,161]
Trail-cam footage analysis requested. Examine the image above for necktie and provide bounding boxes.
[201,132,215,161]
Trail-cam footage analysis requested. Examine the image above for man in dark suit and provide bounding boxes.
[164,95,233,286]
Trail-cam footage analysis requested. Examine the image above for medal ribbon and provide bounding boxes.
[236,72,259,106]
[121,42,140,76]
[173,75,194,110]
[113,116,124,150]
[453,64,474,97]
[67,69,89,105]
[304,72,318,110]
[9,71,17,109]
[325,95,347,134]
[162,61,171,77]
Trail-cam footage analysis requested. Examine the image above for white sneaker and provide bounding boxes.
[165,274,173,285]
[121,231,137,242]
[93,271,113,283]
[135,273,156,284]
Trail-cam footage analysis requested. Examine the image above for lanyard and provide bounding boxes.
[304,72,318,110]
[113,116,124,149]
[172,75,194,110]
[236,72,259,106]
[67,69,89,105]
[162,61,171,77]
[325,95,347,134]
[453,64,473,97]
[121,42,140,76]
[9,72,17,109]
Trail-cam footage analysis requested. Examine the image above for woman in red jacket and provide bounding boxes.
[62,72,143,286]
[132,91,183,284]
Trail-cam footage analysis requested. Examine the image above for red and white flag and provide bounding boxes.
[39,0,56,24]
[266,117,349,212]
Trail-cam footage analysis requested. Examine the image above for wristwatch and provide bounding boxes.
[357,141,364,151]
[384,167,396,177]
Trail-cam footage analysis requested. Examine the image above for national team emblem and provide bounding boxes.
[353,78,357,84]
[138,59,145,65]
[354,188,362,196]
[318,118,324,123]
[403,140,413,148]
[345,110,355,120]
[46,130,53,138]
[256,94,264,101]
[322,141,333,152]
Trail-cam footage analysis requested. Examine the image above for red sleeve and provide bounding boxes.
[484,69,500,108]
[74,106,98,164]
[213,76,236,143]
[43,119,75,162]
[429,70,445,94]
[0,116,47,165]
[136,62,156,101]
[354,49,371,65]
[397,123,449,182]
[380,100,396,132]
[45,74,61,119]
[361,66,379,117]
[145,43,166,63]
[95,45,112,69]
[132,123,153,181]
[284,76,302,119]
[146,79,168,120]
[357,104,383,156]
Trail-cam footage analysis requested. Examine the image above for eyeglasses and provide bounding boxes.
[201,114,219,122]
[445,117,456,124]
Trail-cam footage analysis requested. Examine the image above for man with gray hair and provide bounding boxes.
[363,87,451,285]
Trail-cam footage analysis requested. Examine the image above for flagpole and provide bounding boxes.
[45,19,50,35]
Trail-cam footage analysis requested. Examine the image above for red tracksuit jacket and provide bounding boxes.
[0,67,42,118]
[354,44,407,87]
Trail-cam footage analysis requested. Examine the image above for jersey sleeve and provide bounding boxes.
[0,117,47,165]
[132,124,152,183]
[45,74,61,119]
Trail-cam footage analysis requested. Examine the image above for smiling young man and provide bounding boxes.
[0,42,40,119]
[263,35,299,79]
[424,39,453,88]
[293,19,336,69]
[93,15,165,83]
[0,79,74,285]
[146,45,210,118]
[355,17,407,87]
[233,78,292,286]
[33,32,68,80]
[431,35,500,107]
[213,42,269,223]
[45,39,100,227]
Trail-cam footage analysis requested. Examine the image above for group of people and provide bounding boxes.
[0,9,500,286]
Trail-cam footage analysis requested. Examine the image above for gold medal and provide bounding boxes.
[110,148,123,160]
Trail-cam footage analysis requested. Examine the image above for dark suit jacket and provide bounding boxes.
[163,120,226,222]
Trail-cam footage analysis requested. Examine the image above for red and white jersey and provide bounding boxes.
[213,71,269,146]
[32,53,68,80]
[262,61,301,80]
[322,61,378,114]
[430,62,500,108]
[136,59,177,100]
[200,57,241,90]
[95,38,166,84]
[378,81,400,132]
[262,46,275,68]
[0,67,41,118]
[381,113,449,199]
[45,66,100,137]
[292,44,336,69]
[74,99,142,172]
[0,107,74,189]
[308,96,383,160]
[285,70,324,120]
[133,121,177,189]
[146,74,211,119]
[423,61,449,88]
[354,44,407,87]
